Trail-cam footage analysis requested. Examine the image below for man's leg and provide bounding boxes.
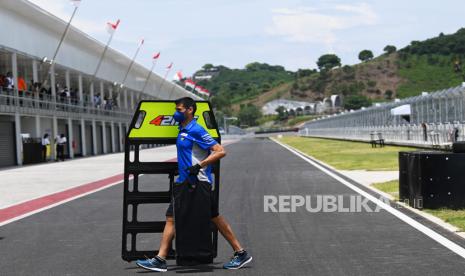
[158,216,175,259]
[136,216,174,272]
[212,215,253,269]
[211,215,242,252]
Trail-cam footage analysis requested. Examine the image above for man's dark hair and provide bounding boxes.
[174,97,197,114]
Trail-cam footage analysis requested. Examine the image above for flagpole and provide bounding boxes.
[141,59,157,94]
[120,39,144,88]
[91,32,115,81]
[52,5,79,65]
[157,64,172,98]
[168,79,178,99]
[41,3,80,85]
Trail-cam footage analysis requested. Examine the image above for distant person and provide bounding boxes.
[41,134,50,162]
[40,86,48,101]
[421,122,428,142]
[59,86,67,102]
[451,127,460,142]
[5,72,13,93]
[0,74,5,91]
[94,94,101,108]
[18,77,27,94]
[56,134,67,161]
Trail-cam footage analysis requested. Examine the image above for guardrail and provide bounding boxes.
[300,122,463,149]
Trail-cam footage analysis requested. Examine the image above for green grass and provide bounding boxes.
[285,115,319,127]
[371,179,465,231]
[280,136,465,231]
[257,115,278,125]
[279,136,417,171]
[397,55,463,98]
[372,180,399,200]
[424,209,465,231]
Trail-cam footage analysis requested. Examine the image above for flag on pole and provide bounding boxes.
[70,0,81,7]
[194,86,209,96]
[153,52,160,60]
[184,78,196,89]
[138,38,145,47]
[166,62,173,70]
[200,87,210,96]
[106,19,120,35]
[194,85,204,94]
[173,71,183,81]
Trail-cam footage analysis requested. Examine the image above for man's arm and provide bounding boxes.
[199,143,226,168]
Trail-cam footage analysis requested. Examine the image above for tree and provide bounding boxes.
[383,45,397,55]
[384,90,393,99]
[358,50,374,62]
[275,106,288,121]
[343,95,372,110]
[316,54,341,71]
[297,69,316,77]
[238,104,262,126]
[202,63,214,70]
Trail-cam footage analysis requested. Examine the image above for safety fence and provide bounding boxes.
[300,84,465,148]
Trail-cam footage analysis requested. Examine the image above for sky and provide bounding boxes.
[28,0,465,78]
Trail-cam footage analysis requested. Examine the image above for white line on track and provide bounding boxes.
[272,138,465,260]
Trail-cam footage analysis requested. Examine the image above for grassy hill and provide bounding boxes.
[396,54,464,98]
[194,63,294,111]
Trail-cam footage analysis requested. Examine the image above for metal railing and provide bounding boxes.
[299,84,465,148]
[300,122,463,148]
[0,89,132,120]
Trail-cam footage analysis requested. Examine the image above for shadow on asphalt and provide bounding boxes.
[131,261,253,274]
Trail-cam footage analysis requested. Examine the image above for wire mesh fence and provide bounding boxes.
[300,84,465,147]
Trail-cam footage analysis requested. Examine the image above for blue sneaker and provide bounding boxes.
[223,250,252,269]
[136,256,167,272]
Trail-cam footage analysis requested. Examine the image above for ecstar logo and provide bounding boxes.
[150,115,199,126]
[150,115,179,126]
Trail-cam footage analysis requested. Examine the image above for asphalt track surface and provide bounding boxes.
[2,138,465,275]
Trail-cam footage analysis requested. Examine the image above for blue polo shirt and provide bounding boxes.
[176,119,218,184]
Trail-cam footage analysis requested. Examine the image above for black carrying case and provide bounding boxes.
[174,180,214,265]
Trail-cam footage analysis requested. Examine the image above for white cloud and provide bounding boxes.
[28,0,105,35]
[266,3,378,48]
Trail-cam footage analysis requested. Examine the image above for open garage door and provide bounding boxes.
[0,121,16,167]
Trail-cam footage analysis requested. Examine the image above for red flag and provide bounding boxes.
[166,62,173,70]
[138,38,144,47]
[184,78,196,89]
[152,52,160,60]
[70,0,81,7]
[106,19,120,34]
[174,71,183,81]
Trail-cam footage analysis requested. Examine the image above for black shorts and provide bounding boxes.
[166,181,219,218]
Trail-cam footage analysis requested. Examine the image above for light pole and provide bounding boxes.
[223,116,237,134]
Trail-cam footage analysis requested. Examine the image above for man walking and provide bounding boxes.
[56,134,67,161]
[136,97,252,272]
[41,133,50,162]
